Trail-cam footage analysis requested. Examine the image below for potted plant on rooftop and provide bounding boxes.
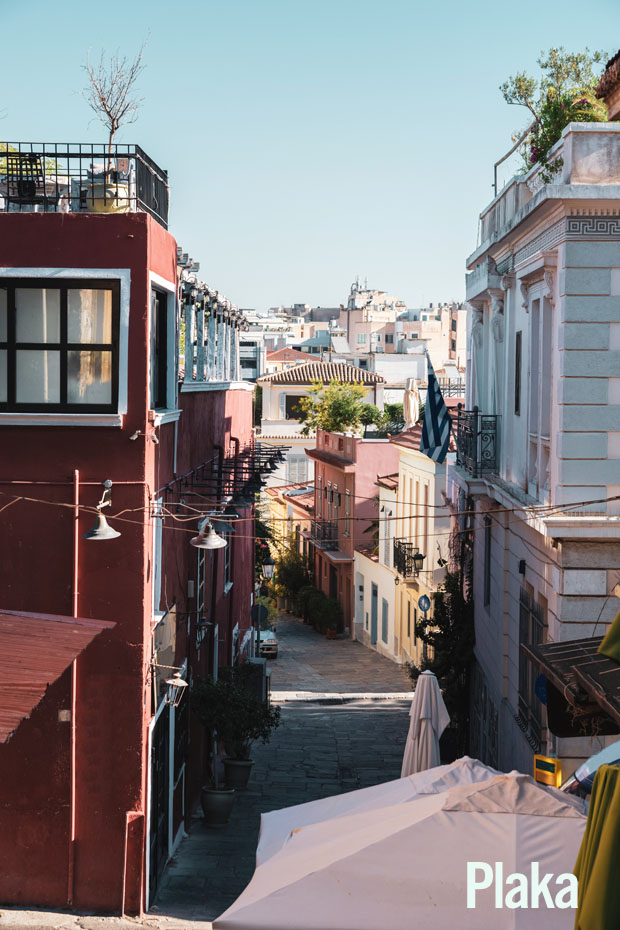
[192,674,280,792]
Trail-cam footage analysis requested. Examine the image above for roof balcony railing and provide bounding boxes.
[0,142,169,228]
[310,520,338,551]
[455,405,499,478]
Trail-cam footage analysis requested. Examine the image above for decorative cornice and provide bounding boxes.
[520,281,530,313]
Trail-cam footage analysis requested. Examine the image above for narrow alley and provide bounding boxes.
[152,616,413,923]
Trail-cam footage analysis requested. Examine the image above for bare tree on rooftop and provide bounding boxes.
[83,41,147,178]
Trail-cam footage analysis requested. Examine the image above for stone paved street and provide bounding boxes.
[268,615,412,694]
[152,616,413,924]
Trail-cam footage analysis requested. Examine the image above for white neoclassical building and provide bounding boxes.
[449,106,620,778]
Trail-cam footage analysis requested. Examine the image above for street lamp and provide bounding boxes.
[83,479,121,541]
[412,551,426,576]
[262,555,275,581]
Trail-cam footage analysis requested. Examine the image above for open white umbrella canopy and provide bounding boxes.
[213,774,586,930]
[256,756,498,865]
[401,669,450,776]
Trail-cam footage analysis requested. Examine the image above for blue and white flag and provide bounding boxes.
[420,357,452,464]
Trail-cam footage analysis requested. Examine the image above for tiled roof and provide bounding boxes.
[596,50,620,99]
[258,361,384,385]
[392,421,456,454]
[282,489,315,513]
[377,473,399,490]
[266,347,309,362]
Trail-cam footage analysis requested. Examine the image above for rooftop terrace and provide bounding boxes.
[0,142,169,228]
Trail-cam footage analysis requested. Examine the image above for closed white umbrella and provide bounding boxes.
[401,669,450,776]
[403,377,420,428]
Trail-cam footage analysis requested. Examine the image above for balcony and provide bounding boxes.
[455,407,499,478]
[393,540,424,579]
[310,520,338,551]
[0,143,169,228]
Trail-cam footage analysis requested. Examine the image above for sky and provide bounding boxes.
[2,0,619,311]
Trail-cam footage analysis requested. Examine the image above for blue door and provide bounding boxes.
[370,583,378,644]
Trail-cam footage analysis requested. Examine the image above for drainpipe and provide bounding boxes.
[67,469,79,905]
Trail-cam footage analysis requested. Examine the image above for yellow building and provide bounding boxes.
[264,482,314,559]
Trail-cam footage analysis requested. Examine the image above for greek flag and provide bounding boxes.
[419,357,452,463]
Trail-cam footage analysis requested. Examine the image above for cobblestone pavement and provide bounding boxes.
[152,616,413,923]
[269,614,412,693]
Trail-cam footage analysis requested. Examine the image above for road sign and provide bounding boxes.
[418,594,431,613]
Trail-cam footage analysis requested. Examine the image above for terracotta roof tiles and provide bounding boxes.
[257,361,384,385]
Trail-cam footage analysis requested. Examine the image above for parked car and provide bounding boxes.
[561,739,620,799]
[259,628,278,659]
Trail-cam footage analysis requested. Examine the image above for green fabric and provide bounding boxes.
[574,764,620,930]
[598,609,620,663]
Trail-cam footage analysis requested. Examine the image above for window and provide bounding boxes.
[317,475,322,518]
[518,587,547,751]
[383,509,392,566]
[514,330,522,415]
[407,600,411,639]
[150,289,168,409]
[344,489,351,536]
[357,333,367,344]
[385,333,394,344]
[0,279,119,411]
[287,453,308,483]
[376,334,382,342]
[483,515,492,607]
[381,598,389,643]
[285,395,302,419]
[451,318,457,332]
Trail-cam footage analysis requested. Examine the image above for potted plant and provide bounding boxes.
[192,674,280,791]
[192,677,238,824]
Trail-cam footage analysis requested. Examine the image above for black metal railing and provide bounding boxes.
[393,540,420,578]
[455,406,499,478]
[0,142,169,227]
[438,378,465,397]
[310,520,338,551]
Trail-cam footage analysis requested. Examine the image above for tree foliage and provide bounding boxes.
[273,548,312,605]
[407,563,474,758]
[500,47,608,180]
[297,380,367,436]
[192,675,280,762]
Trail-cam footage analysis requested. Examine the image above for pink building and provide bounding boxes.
[306,430,399,633]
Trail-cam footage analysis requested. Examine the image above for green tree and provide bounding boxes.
[297,380,367,436]
[273,548,313,608]
[407,563,474,759]
[500,47,608,180]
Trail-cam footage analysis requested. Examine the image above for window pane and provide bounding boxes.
[68,289,112,344]
[67,350,112,404]
[0,289,6,342]
[0,350,6,401]
[16,289,60,343]
[16,350,60,402]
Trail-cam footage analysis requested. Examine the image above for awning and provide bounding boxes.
[521,637,620,733]
[0,609,115,743]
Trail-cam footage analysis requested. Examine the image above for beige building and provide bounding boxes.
[257,361,385,487]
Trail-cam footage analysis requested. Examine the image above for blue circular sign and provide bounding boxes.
[418,595,431,613]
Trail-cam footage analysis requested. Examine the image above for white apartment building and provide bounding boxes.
[449,115,620,778]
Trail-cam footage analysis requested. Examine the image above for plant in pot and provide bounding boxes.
[193,675,280,792]
[192,676,237,825]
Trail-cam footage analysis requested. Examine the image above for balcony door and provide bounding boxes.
[370,583,378,644]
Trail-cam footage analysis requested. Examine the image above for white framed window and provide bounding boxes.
[317,475,323,517]
[344,489,351,536]
[357,333,367,344]
[287,453,308,483]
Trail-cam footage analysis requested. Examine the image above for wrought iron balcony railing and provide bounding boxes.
[310,520,338,551]
[455,406,499,478]
[0,142,169,227]
[393,540,423,578]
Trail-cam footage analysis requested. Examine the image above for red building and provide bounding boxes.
[0,143,266,913]
[306,429,399,632]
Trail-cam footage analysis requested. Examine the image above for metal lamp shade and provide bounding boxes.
[83,512,121,541]
[190,522,228,550]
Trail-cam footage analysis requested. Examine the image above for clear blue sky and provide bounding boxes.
[2,0,618,310]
